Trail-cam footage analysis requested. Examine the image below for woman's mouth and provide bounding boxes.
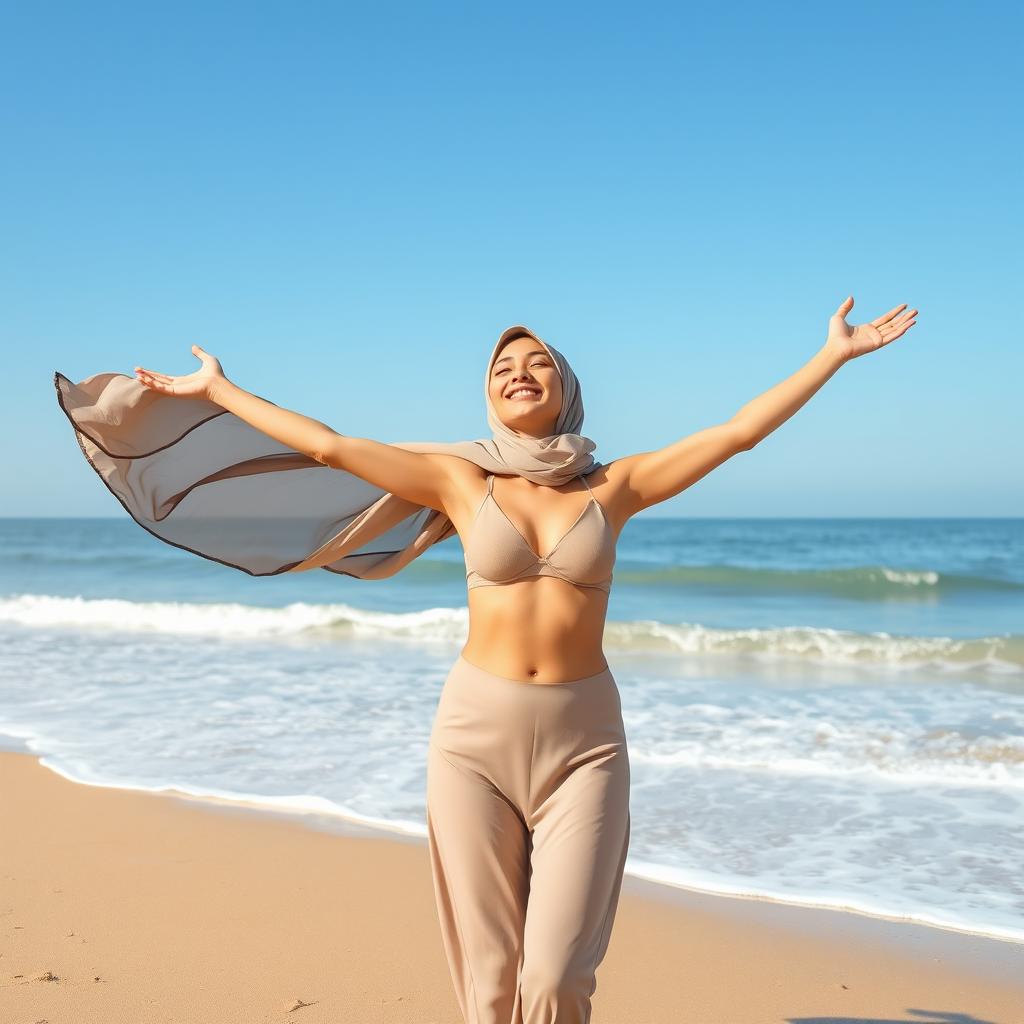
[506,386,542,401]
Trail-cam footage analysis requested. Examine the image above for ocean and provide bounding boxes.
[1,515,1022,944]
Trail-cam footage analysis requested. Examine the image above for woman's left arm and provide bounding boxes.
[611,296,918,517]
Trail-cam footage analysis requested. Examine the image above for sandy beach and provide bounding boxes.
[1,749,1021,1023]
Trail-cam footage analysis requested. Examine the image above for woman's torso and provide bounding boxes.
[445,464,625,684]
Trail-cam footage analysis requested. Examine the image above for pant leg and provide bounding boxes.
[427,738,531,1024]
[519,696,631,1023]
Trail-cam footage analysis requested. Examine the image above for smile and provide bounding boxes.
[506,386,542,401]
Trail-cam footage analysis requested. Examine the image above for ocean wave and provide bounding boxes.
[628,724,1024,787]
[2,593,1021,673]
[0,593,469,641]
[605,619,1024,673]
[612,562,1020,597]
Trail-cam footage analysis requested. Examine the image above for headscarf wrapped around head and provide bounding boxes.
[52,325,602,580]
[475,325,598,484]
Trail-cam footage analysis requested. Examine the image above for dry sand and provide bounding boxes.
[2,749,1022,1023]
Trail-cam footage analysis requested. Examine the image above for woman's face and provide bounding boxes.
[487,334,563,437]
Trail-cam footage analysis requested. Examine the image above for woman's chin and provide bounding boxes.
[501,410,557,436]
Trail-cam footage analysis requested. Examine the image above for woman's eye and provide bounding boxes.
[494,362,546,376]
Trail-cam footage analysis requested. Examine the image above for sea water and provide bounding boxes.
[1,516,1022,943]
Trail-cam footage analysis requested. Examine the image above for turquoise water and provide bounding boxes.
[1,516,1022,942]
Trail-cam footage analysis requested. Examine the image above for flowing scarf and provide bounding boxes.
[53,325,602,580]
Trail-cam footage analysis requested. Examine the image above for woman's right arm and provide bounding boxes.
[213,378,457,510]
[134,345,458,511]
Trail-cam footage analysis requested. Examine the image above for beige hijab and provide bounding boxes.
[53,325,603,580]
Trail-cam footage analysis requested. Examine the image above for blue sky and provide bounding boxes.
[2,1,1020,517]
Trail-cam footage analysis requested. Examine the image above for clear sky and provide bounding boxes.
[2,1,1020,517]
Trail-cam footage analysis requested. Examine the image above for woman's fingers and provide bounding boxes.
[880,318,916,345]
[137,368,173,383]
[884,310,918,336]
[135,370,174,392]
[871,303,908,327]
[134,365,177,382]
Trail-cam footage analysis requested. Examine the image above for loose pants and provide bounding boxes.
[426,654,631,1024]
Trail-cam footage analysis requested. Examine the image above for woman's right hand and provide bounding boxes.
[134,344,227,401]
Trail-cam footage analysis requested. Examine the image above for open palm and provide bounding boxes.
[134,344,226,400]
[826,296,918,362]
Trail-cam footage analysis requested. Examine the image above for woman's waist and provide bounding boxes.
[458,642,611,687]
[462,587,609,682]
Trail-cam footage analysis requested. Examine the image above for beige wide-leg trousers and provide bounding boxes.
[427,654,631,1024]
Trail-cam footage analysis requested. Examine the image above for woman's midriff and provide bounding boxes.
[462,577,610,684]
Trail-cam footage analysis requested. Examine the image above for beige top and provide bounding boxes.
[464,473,616,594]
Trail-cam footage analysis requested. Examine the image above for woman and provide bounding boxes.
[59,296,916,1024]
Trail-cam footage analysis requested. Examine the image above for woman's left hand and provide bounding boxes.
[826,296,918,364]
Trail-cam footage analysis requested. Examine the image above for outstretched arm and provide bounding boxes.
[134,345,457,511]
[612,296,918,517]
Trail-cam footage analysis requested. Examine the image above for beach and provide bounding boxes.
[3,749,1022,1024]
[3,515,1024,1021]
